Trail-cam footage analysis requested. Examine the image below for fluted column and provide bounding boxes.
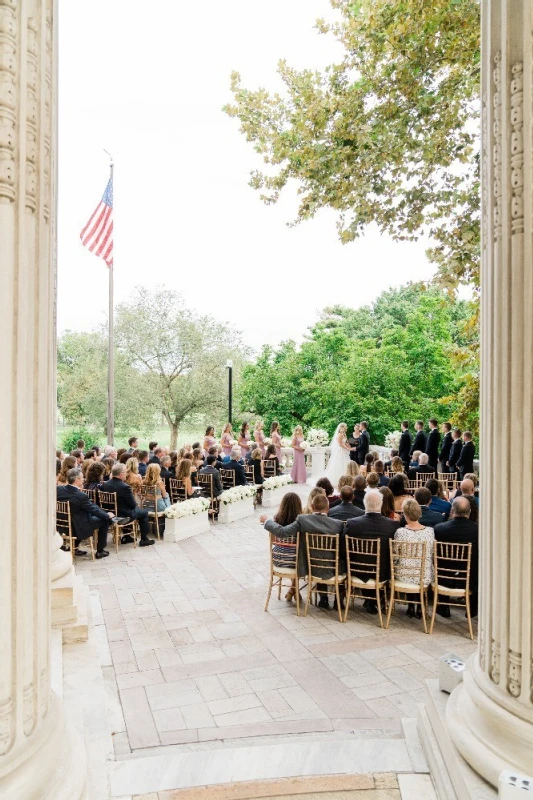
[446,0,533,786]
[0,1,86,797]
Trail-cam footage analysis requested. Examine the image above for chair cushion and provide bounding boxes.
[351,577,387,589]
[113,517,131,525]
[433,583,469,597]
[273,567,297,576]
[393,580,425,593]
[311,574,347,584]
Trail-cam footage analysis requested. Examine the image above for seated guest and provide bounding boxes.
[143,464,171,511]
[224,446,248,486]
[366,472,380,491]
[84,461,106,491]
[125,457,142,499]
[127,436,139,454]
[261,493,344,610]
[379,486,396,520]
[426,478,452,519]
[454,474,479,501]
[409,450,422,469]
[81,459,93,479]
[361,452,375,476]
[57,467,112,559]
[353,475,367,509]
[116,448,127,461]
[383,450,399,471]
[149,446,163,465]
[434,497,479,617]
[390,456,405,475]
[101,464,155,546]
[345,489,401,613]
[199,455,223,497]
[207,445,224,469]
[345,461,360,479]
[408,453,435,480]
[168,450,179,477]
[131,448,141,460]
[192,447,204,469]
[249,448,264,485]
[103,445,118,460]
[454,479,479,523]
[264,443,282,475]
[84,449,96,461]
[337,475,355,493]
[315,477,341,509]
[413,487,446,527]
[70,449,84,466]
[92,446,101,460]
[159,455,172,494]
[57,456,77,486]
[137,450,149,477]
[176,458,197,497]
[329,486,364,520]
[101,457,115,480]
[119,452,130,464]
[394,498,435,617]
[56,457,62,477]
[270,492,303,602]
[389,473,411,515]
[373,460,390,486]
[302,486,326,514]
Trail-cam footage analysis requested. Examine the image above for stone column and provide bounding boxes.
[446,0,533,786]
[0,1,86,797]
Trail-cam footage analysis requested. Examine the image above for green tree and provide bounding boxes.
[114,287,248,449]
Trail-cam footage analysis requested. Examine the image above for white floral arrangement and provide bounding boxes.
[281,437,292,448]
[218,485,257,505]
[263,475,293,491]
[299,440,310,452]
[307,428,330,447]
[165,497,210,519]
[229,438,238,446]
[263,437,272,446]
[384,431,402,450]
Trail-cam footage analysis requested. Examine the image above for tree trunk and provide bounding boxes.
[169,421,179,450]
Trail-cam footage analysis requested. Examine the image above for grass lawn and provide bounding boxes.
[57,425,206,451]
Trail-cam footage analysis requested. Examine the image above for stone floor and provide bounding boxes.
[71,487,476,798]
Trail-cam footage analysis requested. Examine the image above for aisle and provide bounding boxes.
[71,491,476,799]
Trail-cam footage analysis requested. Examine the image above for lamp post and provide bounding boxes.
[225,359,233,424]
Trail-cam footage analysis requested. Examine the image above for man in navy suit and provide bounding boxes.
[356,421,370,465]
[425,418,440,470]
[224,447,248,486]
[102,463,155,546]
[57,467,112,558]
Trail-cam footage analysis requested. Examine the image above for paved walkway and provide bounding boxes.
[73,487,476,798]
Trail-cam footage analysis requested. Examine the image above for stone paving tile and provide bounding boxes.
[76,490,476,757]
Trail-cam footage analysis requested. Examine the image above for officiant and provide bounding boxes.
[348,423,360,463]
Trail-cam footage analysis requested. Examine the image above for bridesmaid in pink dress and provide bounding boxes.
[254,421,266,458]
[271,421,282,462]
[203,426,216,459]
[220,423,233,458]
[290,426,307,484]
[238,422,251,461]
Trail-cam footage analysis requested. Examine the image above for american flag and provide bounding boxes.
[80,176,114,267]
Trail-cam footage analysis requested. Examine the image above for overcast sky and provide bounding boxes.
[57,0,433,353]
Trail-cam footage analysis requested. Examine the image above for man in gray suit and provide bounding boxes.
[260,493,344,610]
[328,486,364,521]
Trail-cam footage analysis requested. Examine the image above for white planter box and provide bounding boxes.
[218,496,255,524]
[261,485,292,508]
[165,511,210,542]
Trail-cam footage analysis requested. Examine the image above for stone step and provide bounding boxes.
[109,737,415,797]
[51,565,75,608]
[61,579,89,645]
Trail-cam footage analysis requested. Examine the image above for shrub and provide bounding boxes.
[59,427,100,454]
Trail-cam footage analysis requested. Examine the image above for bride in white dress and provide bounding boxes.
[324,423,352,486]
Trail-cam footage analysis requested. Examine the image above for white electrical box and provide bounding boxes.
[499,770,533,797]
[438,653,466,694]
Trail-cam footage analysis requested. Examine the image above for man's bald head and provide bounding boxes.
[452,496,471,519]
[460,479,475,496]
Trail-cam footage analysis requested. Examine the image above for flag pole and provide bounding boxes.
[105,152,114,445]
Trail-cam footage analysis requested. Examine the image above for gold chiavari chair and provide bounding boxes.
[169,478,187,505]
[140,486,165,540]
[264,531,303,616]
[386,540,429,633]
[56,500,95,561]
[263,459,277,478]
[198,473,218,519]
[81,487,97,504]
[220,469,236,490]
[98,491,138,553]
[244,465,255,484]
[304,533,346,624]
[430,542,474,639]
[344,536,387,628]
[415,472,435,487]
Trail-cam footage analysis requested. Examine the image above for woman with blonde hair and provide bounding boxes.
[394,498,435,618]
[323,423,351,485]
[176,458,195,499]
[253,420,266,458]
[391,456,405,474]
[290,425,307,484]
[220,423,233,458]
[302,486,326,515]
[345,460,360,479]
[125,457,142,498]
[338,474,355,492]
[57,455,77,485]
[270,421,282,461]
[144,463,171,512]
[366,472,380,491]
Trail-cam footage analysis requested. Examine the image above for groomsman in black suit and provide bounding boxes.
[398,421,412,469]
[438,422,453,473]
[447,428,463,474]
[356,421,370,465]
[456,431,475,479]
[410,420,427,458]
[425,418,440,470]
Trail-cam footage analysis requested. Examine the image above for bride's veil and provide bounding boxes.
[329,423,346,453]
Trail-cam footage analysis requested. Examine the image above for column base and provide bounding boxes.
[446,661,533,788]
[0,692,87,799]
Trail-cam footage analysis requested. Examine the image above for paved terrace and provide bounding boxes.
[67,486,477,799]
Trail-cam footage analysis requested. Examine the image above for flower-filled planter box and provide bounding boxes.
[165,498,211,542]
[217,486,256,524]
[261,475,294,508]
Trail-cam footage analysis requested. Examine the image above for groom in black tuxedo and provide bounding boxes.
[356,421,370,465]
